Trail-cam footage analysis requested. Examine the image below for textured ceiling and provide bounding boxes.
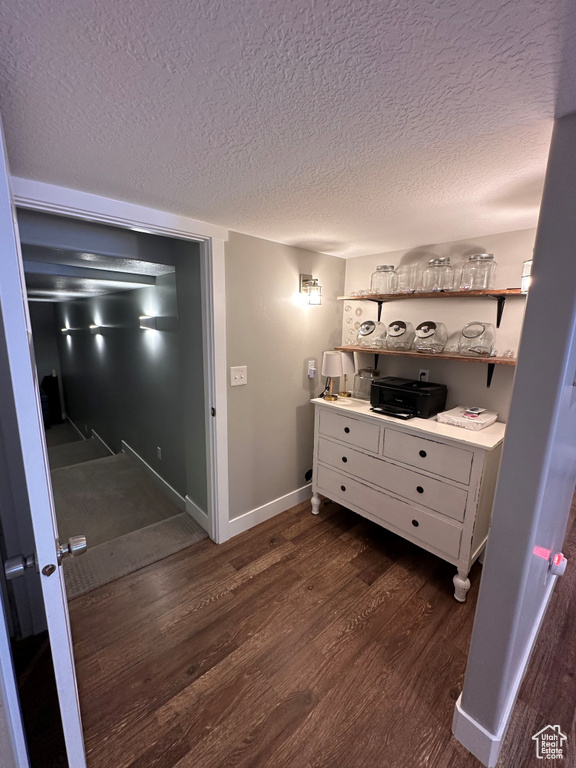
[1,0,575,257]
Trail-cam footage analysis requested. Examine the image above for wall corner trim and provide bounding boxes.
[452,695,502,768]
[185,495,212,538]
[228,484,313,539]
[452,574,557,767]
[121,440,185,512]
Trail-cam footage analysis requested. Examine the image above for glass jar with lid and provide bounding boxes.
[460,253,497,290]
[353,367,381,400]
[458,322,495,357]
[420,257,455,292]
[370,265,398,295]
[414,321,447,354]
[386,320,415,351]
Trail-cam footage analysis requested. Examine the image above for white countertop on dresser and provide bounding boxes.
[311,397,506,450]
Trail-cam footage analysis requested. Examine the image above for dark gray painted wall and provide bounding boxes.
[28,302,65,418]
[173,242,207,512]
[55,273,195,498]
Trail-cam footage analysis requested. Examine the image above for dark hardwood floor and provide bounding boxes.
[68,499,576,768]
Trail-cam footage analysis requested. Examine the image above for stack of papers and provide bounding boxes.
[437,406,498,431]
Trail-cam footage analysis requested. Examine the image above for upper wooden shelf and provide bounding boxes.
[337,288,523,302]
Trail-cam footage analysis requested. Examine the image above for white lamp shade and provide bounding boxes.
[340,350,355,375]
[321,351,343,377]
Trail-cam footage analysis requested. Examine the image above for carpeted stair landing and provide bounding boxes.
[51,451,207,598]
[48,437,111,470]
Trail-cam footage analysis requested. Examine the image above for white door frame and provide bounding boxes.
[11,177,231,543]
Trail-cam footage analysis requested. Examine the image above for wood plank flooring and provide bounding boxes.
[69,499,576,768]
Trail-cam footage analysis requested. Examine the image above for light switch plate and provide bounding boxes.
[230,365,248,387]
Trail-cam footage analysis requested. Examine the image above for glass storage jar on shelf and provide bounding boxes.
[460,253,497,290]
[370,265,398,295]
[357,320,387,348]
[385,320,415,351]
[458,322,495,357]
[353,368,381,400]
[414,321,448,354]
[419,257,454,292]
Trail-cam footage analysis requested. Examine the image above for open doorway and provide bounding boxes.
[20,209,210,599]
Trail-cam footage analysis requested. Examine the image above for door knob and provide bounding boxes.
[4,553,36,580]
[57,536,87,565]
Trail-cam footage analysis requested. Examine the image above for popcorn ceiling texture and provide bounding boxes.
[0,0,574,257]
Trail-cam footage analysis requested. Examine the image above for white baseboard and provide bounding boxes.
[66,416,86,441]
[452,575,557,766]
[121,440,185,512]
[228,484,312,539]
[90,428,114,456]
[186,495,212,539]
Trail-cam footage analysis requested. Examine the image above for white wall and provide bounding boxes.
[225,232,345,523]
[343,228,535,421]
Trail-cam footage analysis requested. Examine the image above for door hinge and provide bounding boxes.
[211,407,216,417]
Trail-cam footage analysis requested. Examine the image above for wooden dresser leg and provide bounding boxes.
[453,570,471,602]
[311,493,321,515]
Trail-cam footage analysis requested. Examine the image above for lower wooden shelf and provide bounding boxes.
[335,345,516,366]
[335,345,515,387]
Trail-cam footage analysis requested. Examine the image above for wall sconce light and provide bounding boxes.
[299,274,322,305]
[321,351,343,401]
[89,325,103,335]
[61,327,71,335]
[139,315,158,330]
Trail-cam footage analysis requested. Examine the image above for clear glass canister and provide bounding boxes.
[353,367,381,400]
[370,265,398,295]
[357,320,386,348]
[420,258,454,292]
[460,253,497,290]
[414,321,448,353]
[386,320,415,351]
[396,263,419,293]
[458,322,495,357]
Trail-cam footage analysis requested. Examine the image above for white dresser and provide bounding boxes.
[311,398,506,601]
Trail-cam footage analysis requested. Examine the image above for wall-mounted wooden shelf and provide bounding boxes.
[338,288,523,302]
[338,288,524,328]
[335,345,515,366]
[335,346,516,388]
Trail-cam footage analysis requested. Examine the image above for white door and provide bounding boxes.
[0,119,86,765]
[453,112,576,766]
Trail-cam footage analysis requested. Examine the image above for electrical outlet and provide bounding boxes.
[157,446,162,460]
[230,365,248,386]
[307,359,317,378]
[419,369,429,382]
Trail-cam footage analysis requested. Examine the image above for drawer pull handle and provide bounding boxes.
[416,486,424,494]
[341,485,346,492]
[411,519,419,527]
[344,427,350,434]
[342,456,348,463]
[419,450,427,458]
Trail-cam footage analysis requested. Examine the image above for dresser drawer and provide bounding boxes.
[317,437,468,522]
[383,430,473,484]
[318,409,381,453]
[316,465,462,559]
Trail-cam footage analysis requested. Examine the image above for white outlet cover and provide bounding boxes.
[230,365,248,387]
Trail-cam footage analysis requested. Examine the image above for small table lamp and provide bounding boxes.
[321,351,343,401]
[339,351,355,397]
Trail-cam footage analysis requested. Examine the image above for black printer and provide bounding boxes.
[370,376,447,420]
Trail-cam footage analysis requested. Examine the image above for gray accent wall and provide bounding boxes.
[55,275,188,496]
[28,302,65,417]
[225,232,345,520]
